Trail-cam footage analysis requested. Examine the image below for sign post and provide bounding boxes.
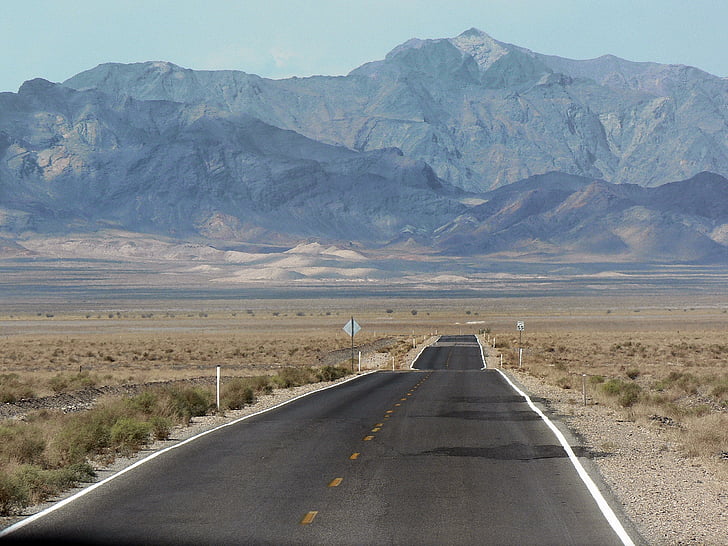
[516,321,525,345]
[343,317,361,371]
[516,321,525,368]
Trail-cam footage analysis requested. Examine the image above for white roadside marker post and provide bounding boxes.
[216,365,221,412]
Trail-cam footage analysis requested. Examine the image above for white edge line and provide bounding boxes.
[475,334,487,369]
[493,368,635,546]
[0,370,378,538]
[409,335,439,369]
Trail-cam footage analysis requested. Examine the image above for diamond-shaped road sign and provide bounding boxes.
[343,318,361,337]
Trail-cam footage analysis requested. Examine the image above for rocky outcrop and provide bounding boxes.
[64,29,728,191]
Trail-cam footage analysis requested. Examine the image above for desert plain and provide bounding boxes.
[0,259,726,543]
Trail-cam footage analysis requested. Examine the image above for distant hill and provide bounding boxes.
[433,171,728,263]
[64,28,728,192]
[0,29,727,271]
[0,78,466,244]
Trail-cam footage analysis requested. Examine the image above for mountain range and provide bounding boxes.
[1,28,727,277]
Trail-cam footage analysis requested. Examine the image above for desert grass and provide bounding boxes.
[0,365,351,515]
[495,327,728,459]
[0,323,403,398]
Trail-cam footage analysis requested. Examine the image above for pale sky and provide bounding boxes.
[2,0,727,93]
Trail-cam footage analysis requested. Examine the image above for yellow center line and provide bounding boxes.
[400,398,407,401]
[363,435,374,441]
[300,511,318,525]
[349,452,360,460]
[371,427,381,432]
[375,423,383,427]
[394,403,401,407]
[328,478,343,487]
[385,410,394,413]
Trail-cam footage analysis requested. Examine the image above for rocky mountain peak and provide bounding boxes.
[353,36,480,84]
[18,78,58,94]
[449,27,511,71]
[13,77,81,112]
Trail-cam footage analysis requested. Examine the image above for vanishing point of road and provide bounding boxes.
[3,335,637,545]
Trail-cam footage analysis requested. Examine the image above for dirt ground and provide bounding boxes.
[0,294,726,394]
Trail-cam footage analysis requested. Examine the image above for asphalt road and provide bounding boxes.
[4,335,633,545]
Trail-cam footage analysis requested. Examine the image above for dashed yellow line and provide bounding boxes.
[349,452,360,460]
[363,435,374,441]
[328,477,343,487]
[371,427,381,432]
[300,511,318,525]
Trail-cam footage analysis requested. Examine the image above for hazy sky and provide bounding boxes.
[2,0,727,93]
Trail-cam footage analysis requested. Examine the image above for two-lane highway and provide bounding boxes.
[3,335,635,545]
[413,334,485,370]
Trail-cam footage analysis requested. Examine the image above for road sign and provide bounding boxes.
[343,318,361,337]
[516,321,525,331]
[344,317,361,371]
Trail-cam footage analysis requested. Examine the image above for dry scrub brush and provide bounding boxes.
[0,365,350,515]
[497,330,728,459]
[0,329,376,396]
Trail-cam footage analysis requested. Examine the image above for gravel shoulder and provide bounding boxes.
[503,365,727,546]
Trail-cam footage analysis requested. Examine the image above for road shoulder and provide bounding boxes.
[503,367,727,545]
